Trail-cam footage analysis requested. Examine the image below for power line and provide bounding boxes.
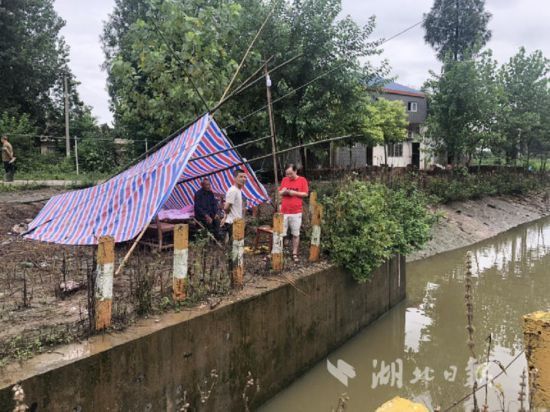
[224,20,424,128]
[382,21,422,44]
[107,19,424,173]
[7,133,148,142]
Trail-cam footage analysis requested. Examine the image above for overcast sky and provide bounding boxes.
[53,0,550,125]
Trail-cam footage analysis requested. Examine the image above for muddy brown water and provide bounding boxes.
[260,217,550,412]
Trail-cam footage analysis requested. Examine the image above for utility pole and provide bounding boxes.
[264,63,279,205]
[74,135,79,175]
[64,75,70,158]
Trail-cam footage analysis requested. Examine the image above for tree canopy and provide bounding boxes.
[423,0,492,61]
[101,0,388,167]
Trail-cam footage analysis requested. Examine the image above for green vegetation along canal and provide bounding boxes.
[260,216,550,411]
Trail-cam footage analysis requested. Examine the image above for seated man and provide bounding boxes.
[194,178,221,239]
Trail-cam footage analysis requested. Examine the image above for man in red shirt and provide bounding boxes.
[278,164,309,262]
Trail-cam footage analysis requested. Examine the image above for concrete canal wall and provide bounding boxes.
[0,255,405,411]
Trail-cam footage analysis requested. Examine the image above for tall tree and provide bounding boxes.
[424,51,501,165]
[423,0,492,61]
[0,0,96,138]
[498,47,549,164]
[102,0,387,172]
[0,0,64,124]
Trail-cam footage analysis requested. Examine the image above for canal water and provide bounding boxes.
[260,217,550,411]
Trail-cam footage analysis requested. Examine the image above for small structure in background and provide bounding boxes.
[333,81,443,170]
[39,136,57,155]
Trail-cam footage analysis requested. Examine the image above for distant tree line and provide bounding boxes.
[423,0,550,168]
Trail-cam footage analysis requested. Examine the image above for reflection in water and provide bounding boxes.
[260,217,550,412]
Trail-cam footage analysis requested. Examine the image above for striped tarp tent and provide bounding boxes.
[25,114,269,245]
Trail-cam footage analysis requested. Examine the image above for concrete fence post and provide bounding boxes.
[232,218,245,288]
[309,191,317,217]
[96,236,115,330]
[173,224,189,302]
[523,311,550,409]
[309,203,323,262]
[271,213,284,271]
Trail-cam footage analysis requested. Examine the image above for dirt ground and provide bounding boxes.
[2,186,548,365]
[408,191,550,261]
[0,189,322,365]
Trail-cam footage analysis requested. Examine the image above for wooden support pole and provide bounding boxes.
[173,224,189,302]
[232,219,245,288]
[523,311,550,409]
[272,213,284,271]
[96,236,114,331]
[309,203,323,262]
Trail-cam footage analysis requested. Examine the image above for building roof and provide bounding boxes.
[382,81,425,98]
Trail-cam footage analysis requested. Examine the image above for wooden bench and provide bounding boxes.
[254,225,273,251]
[141,216,176,251]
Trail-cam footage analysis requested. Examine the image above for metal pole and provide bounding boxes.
[145,138,148,158]
[264,63,279,208]
[64,76,70,158]
[74,136,79,175]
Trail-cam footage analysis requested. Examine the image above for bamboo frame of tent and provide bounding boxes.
[188,134,271,163]
[264,62,280,209]
[217,8,274,104]
[111,53,299,178]
[179,133,360,184]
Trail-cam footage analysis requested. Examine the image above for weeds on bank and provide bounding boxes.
[438,252,536,412]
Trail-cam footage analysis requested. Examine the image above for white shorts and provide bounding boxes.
[283,213,302,237]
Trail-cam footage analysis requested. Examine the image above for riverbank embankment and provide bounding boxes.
[408,191,550,262]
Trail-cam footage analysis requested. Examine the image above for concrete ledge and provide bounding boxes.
[0,255,405,411]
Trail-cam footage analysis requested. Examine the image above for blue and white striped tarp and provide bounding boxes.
[25,114,269,245]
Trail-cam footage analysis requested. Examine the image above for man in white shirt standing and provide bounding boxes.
[221,168,247,235]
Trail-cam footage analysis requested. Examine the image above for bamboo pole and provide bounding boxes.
[173,224,189,302]
[228,55,274,96]
[264,63,280,209]
[178,134,359,185]
[264,64,279,192]
[188,134,271,164]
[272,213,284,271]
[114,224,149,276]
[232,218,245,288]
[309,203,323,262]
[96,236,115,330]
[218,8,274,104]
[210,53,302,115]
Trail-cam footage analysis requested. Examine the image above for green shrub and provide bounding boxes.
[387,185,436,255]
[424,170,545,203]
[78,138,117,173]
[323,180,434,282]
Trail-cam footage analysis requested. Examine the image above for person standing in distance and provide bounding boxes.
[278,164,308,262]
[1,135,16,182]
